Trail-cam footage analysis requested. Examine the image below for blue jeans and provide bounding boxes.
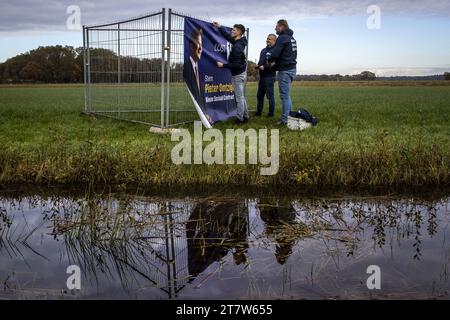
[232,71,249,121]
[277,68,297,123]
[256,76,276,116]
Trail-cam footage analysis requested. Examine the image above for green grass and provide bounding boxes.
[0,82,449,188]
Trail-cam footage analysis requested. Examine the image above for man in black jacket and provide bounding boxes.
[255,34,277,118]
[213,21,249,124]
[266,19,298,125]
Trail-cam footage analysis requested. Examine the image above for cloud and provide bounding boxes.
[1,0,450,32]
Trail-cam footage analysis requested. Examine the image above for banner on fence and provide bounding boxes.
[184,17,237,127]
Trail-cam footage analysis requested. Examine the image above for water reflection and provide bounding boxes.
[0,192,449,299]
[259,201,300,265]
[187,202,249,278]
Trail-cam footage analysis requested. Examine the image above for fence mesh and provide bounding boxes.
[84,10,165,126]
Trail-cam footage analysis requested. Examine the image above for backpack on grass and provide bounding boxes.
[287,108,319,131]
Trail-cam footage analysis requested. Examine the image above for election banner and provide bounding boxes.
[184,17,237,126]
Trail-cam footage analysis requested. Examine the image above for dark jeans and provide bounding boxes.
[256,76,276,116]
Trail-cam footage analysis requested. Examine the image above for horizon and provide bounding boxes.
[1,0,450,77]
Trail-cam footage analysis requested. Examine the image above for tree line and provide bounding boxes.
[0,46,84,83]
[1,46,449,84]
[297,72,377,81]
[0,46,169,84]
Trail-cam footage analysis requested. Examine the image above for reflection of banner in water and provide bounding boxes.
[184,17,237,126]
[186,202,249,278]
[63,199,250,299]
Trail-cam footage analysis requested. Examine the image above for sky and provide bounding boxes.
[1,0,449,76]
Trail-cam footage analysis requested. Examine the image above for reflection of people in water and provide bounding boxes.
[259,200,297,265]
[186,202,248,280]
[183,28,211,123]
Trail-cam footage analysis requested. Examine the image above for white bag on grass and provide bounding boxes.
[287,116,313,131]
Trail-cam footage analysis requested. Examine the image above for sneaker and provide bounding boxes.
[276,120,287,126]
[235,118,244,124]
[254,112,262,117]
[243,117,249,123]
[267,114,274,118]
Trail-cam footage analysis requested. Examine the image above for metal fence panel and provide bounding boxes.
[84,10,165,127]
[84,8,250,128]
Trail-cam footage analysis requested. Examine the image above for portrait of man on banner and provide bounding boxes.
[184,27,207,120]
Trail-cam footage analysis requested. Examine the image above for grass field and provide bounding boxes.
[0,81,449,189]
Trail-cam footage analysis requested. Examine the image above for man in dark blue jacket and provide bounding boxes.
[213,21,249,124]
[266,19,298,125]
[255,34,277,118]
